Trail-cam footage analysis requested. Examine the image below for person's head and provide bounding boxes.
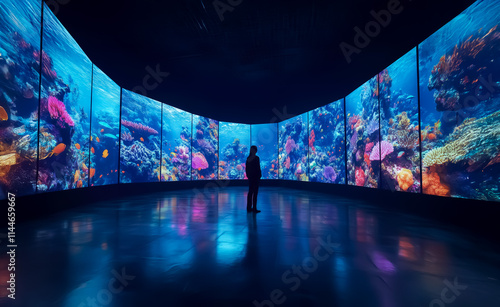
[250,145,258,155]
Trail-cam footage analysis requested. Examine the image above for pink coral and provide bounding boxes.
[285,138,297,154]
[192,152,209,170]
[369,141,394,161]
[47,96,74,127]
[121,119,159,135]
[285,156,291,169]
[355,167,365,186]
[365,142,374,153]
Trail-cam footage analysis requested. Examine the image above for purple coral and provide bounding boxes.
[349,130,358,151]
[369,141,394,161]
[285,138,297,154]
[323,166,337,182]
[121,132,134,142]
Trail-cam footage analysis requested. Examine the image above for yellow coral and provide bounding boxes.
[397,111,410,130]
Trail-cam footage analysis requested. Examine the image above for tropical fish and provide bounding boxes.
[96,137,100,143]
[427,133,436,140]
[397,151,405,158]
[100,129,104,133]
[100,174,103,178]
[90,136,93,141]
[122,171,125,174]
[102,149,109,158]
[99,121,112,129]
[41,143,66,159]
[140,137,144,142]
[74,170,80,183]
[82,163,88,171]
[0,106,8,121]
[90,168,95,178]
[137,164,140,167]
[91,147,95,154]
[75,143,81,150]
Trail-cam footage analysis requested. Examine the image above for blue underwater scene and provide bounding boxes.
[38,4,92,192]
[192,115,218,180]
[308,99,346,184]
[379,48,420,193]
[120,89,161,183]
[419,0,500,201]
[0,0,41,198]
[161,104,191,181]
[219,122,249,180]
[279,113,308,181]
[0,0,498,203]
[251,123,278,179]
[90,66,120,187]
[346,76,380,188]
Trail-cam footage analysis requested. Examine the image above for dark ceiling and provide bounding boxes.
[46,0,476,124]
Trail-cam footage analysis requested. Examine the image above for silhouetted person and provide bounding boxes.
[246,145,262,213]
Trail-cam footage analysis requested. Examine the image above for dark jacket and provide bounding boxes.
[245,155,262,181]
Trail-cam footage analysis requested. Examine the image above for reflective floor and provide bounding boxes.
[2,187,500,307]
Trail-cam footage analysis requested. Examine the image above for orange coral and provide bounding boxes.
[397,168,413,192]
[422,167,450,197]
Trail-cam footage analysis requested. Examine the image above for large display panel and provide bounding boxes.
[192,115,218,180]
[346,76,380,188]
[379,48,420,192]
[0,0,41,198]
[161,104,191,181]
[90,66,120,186]
[251,123,278,179]
[419,0,500,201]
[120,89,161,183]
[219,122,249,180]
[38,4,92,192]
[308,99,346,184]
[279,113,308,181]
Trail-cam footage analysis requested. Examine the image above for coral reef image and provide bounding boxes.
[346,76,380,188]
[192,115,218,180]
[419,0,500,201]
[219,122,249,180]
[120,90,161,183]
[379,48,420,192]
[279,113,308,181]
[308,99,346,184]
[0,0,41,198]
[90,66,120,187]
[161,104,191,181]
[37,5,92,192]
[251,123,278,179]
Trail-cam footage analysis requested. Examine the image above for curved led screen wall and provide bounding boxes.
[251,123,278,179]
[219,122,250,180]
[379,48,420,193]
[38,3,92,192]
[419,0,500,201]
[0,0,41,198]
[90,65,121,186]
[0,0,499,202]
[161,104,192,182]
[120,89,161,183]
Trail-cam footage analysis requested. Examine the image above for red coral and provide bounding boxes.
[309,130,315,152]
[355,167,365,186]
[285,156,290,169]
